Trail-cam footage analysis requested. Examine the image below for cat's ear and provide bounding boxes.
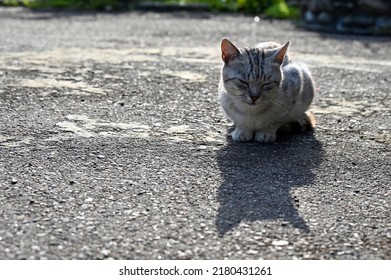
[221,38,240,63]
[273,41,290,65]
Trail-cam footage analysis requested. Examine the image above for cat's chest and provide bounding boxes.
[231,101,284,126]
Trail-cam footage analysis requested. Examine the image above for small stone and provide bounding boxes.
[101,249,110,256]
[11,178,18,184]
[31,245,41,251]
[197,145,208,151]
[247,249,259,255]
[272,240,289,246]
[97,155,105,159]
[81,204,90,209]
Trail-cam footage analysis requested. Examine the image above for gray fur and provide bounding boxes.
[219,38,315,143]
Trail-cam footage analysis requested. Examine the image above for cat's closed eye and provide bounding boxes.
[236,79,249,87]
[225,78,249,89]
[262,81,277,91]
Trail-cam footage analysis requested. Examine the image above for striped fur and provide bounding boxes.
[219,38,315,143]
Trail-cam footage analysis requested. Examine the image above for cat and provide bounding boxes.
[218,38,316,143]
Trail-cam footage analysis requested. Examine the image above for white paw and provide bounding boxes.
[255,131,276,143]
[231,128,253,142]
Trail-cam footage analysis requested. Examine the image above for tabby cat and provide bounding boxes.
[218,38,315,143]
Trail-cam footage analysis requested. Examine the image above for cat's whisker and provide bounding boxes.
[233,94,245,100]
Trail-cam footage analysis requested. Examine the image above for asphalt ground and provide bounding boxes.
[0,7,390,259]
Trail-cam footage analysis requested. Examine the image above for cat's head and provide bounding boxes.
[220,38,290,105]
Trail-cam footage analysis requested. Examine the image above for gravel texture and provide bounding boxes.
[0,7,390,259]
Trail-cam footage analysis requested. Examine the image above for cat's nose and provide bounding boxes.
[250,96,258,102]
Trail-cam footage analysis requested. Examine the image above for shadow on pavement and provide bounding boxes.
[215,129,325,236]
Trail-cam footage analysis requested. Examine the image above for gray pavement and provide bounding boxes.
[0,7,390,259]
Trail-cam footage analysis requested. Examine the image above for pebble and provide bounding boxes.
[31,245,41,251]
[272,240,289,246]
[197,145,208,150]
[247,249,259,255]
[101,249,111,256]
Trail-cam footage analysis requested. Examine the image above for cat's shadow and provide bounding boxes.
[215,128,325,236]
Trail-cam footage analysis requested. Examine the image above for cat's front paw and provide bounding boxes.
[255,130,276,143]
[231,128,253,142]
